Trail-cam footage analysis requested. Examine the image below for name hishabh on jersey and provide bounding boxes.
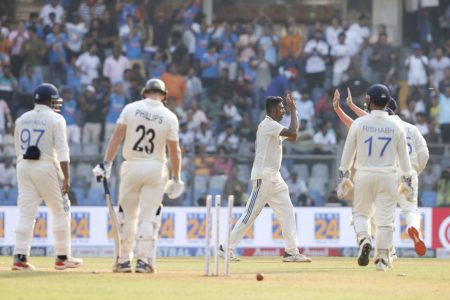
[340,110,411,175]
[117,98,179,163]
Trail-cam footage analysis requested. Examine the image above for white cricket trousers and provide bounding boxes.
[14,160,71,256]
[118,160,168,263]
[398,170,420,229]
[229,179,299,255]
[353,170,398,251]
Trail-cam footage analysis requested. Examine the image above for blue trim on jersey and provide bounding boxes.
[243,179,262,224]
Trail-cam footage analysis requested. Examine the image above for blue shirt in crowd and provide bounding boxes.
[19,75,42,94]
[439,93,450,125]
[219,34,238,63]
[106,93,126,124]
[125,35,142,59]
[201,52,219,79]
[61,99,78,126]
[46,33,68,63]
[194,32,211,61]
[264,74,290,98]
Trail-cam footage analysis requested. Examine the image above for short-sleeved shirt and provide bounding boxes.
[340,110,411,175]
[117,98,179,163]
[394,115,428,172]
[14,104,69,163]
[251,116,286,181]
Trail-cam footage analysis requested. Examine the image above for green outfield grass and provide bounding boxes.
[1,256,450,300]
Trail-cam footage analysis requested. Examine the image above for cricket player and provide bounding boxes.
[338,84,413,271]
[12,83,82,271]
[219,94,312,263]
[93,78,183,273]
[334,89,429,256]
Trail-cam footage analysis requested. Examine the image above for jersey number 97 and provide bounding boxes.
[20,128,45,150]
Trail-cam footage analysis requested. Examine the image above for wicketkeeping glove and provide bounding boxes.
[337,170,353,199]
[165,177,185,199]
[398,175,414,201]
[92,161,112,181]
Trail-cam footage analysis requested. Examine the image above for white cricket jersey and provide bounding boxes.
[14,104,69,163]
[393,115,429,173]
[340,110,411,175]
[251,116,286,181]
[117,98,179,162]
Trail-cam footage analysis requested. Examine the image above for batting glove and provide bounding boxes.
[165,176,185,199]
[398,175,414,201]
[337,170,353,199]
[92,161,112,181]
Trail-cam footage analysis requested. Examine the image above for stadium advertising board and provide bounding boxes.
[0,206,443,256]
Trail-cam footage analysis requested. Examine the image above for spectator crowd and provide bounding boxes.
[0,0,450,207]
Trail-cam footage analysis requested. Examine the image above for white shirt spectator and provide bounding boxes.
[179,127,195,152]
[343,29,362,56]
[304,39,329,74]
[296,99,315,126]
[331,43,352,86]
[223,102,243,123]
[103,54,130,83]
[65,21,87,53]
[76,51,101,85]
[9,29,29,55]
[406,55,429,86]
[0,162,17,188]
[429,56,450,87]
[286,176,308,201]
[326,25,342,46]
[184,74,203,104]
[349,23,370,42]
[191,108,208,130]
[313,129,337,153]
[0,99,11,133]
[195,127,216,153]
[39,2,65,26]
[218,129,239,152]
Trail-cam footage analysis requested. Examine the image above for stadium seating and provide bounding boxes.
[292,164,309,179]
[420,190,437,207]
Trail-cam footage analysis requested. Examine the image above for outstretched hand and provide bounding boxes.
[286,92,297,112]
[333,89,340,110]
[346,87,353,106]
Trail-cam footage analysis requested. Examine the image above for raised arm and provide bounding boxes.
[280,93,298,141]
[346,87,367,117]
[333,89,354,128]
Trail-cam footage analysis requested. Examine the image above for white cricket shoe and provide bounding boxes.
[282,252,312,263]
[55,257,83,270]
[390,248,398,261]
[218,244,240,262]
[375,258,391,271]
[357,238,372,267]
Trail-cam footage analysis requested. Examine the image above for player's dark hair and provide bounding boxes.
[265,96,283,114]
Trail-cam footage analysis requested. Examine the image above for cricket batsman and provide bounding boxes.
[12,83,82,271]
[93,78,183,273]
